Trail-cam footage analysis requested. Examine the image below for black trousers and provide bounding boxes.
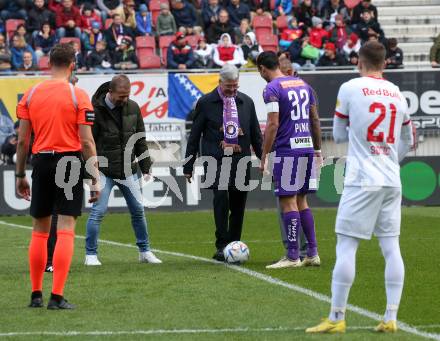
[212,188,248,250]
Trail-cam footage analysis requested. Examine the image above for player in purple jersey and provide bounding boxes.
[257,51,322,269]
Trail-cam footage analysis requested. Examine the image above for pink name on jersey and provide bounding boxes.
[370,145,391,155]
[362,88,400,99]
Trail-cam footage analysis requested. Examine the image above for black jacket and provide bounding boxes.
[86,49,112,69]
[91,82,152,179]
[207,22,236,44]
[184,88,263,189]
[27,6,56,33]
[317,53,348,67]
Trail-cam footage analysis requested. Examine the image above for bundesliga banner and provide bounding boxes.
[0,157,439,215]
[0,69,439,138]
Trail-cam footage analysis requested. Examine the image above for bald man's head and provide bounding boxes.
[279,59,294,76]
[109,75,131,107]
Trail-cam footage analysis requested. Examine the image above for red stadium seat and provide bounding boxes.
[60,37,81,49]
[105,18,113,29]
[149,0,169,26]
[136,36,156,54]
[38,55,50,70]
[159,35,174,64]
[138,53,161,69]
[259,34,279,52]
[186,34,200,49]
[5,19,25,39]
[252,16,273,38]
[276,15,288,32]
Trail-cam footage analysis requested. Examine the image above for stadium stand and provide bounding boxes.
[0,0,437,72]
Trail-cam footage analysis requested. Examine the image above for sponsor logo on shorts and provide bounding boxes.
[290,136,313,149]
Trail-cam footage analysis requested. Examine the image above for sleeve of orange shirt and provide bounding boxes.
[75,88,94,126]
[16,89,31,120]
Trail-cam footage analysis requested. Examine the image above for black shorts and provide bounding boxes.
[30,152,84,218]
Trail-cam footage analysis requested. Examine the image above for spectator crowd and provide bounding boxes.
[0,0,413,72]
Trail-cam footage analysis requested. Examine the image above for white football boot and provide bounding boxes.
[302,255,321,267]
[84,255,102,266]
[266,257,302,269]
[139,251,162,264]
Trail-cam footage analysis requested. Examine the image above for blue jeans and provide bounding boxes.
[85,174,150,255]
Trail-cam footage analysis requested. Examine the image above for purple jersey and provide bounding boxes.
[263,76,316,155]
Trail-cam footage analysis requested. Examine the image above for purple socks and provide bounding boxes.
[300,208,318,257]
[282,211,301,260]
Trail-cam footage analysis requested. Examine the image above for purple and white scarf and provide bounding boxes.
[218,87,241,149]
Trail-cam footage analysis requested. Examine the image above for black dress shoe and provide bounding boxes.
[47,296,75,310]
[212,249,225,262]
[29,297,43,308]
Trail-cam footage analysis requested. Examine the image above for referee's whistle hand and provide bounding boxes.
[89,191,101,203]
[16,178,31,201]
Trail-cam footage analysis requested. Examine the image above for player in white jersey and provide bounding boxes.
[306,41,414,334]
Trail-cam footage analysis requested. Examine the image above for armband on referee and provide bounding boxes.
[15,172,26,178]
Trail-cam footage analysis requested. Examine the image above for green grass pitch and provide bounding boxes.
[0,207,439,340]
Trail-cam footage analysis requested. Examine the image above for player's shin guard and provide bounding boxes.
[299,208,318,257]
[379,237,404,322]
[29,231,49,292]
[52,230,75,296]
[282,211,301,260]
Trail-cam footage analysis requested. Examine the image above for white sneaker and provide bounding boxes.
[266,257,302,269]
[84,255,102,266]
[302,255,321,267]
[139,251,162,264]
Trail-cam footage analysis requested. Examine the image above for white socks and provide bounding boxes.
[379,236,405,322]
[329,235,359,322]
[328,235,405,323]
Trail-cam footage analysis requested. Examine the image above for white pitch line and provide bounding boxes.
[0,326,377,337]
[0,220,439,341]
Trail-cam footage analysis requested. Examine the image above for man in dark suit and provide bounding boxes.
[184,64,263,261]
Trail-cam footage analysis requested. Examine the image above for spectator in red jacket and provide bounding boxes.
[309,17,328,49]
[279,17,303,50]
[81,3,102,33]
[56,0,82,39]
[328,14,352,50]
[213,33,243,67]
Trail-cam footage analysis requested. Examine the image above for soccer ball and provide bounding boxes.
[223,241,249,264]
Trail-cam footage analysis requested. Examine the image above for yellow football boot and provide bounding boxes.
[375,320,398,333]
[305,318,346,334]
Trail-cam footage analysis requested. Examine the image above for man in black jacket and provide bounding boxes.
[27,0,56,37]
[207,9,236,44]
[84,75,162,266]
[184,64,263,261]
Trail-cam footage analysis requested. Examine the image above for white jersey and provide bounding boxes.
[335,76,411,188]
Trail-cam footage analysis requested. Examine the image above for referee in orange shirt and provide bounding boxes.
[15,43,100,310]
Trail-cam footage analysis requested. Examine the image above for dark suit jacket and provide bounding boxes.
[184,88,263,189]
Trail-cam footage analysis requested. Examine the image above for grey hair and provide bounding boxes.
[219,64,239,82]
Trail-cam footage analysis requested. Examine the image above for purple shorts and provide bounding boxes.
[272,152,317,197]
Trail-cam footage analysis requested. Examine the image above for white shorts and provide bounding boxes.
[335,186,402,240]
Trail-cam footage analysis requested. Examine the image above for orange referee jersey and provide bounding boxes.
[16,79,94,154]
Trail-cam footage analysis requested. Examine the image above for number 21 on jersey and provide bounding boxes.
[367,102,397,144]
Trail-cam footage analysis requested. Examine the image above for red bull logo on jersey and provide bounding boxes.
[362,88,401,99]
